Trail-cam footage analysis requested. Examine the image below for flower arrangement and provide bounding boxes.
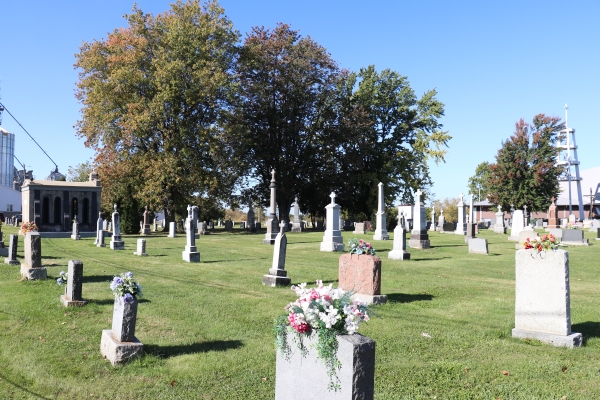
[566,222,578,230]
[110,272,142,304]
[523,234,560,252]
[274,280,370,391]
[347,238,376,255]
[19,221,38,236]
[56,270,68,286]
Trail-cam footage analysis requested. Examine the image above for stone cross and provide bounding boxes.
[460,193,464,202]
[330,192,336,204]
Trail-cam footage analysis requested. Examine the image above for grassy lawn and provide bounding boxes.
[0,224,598,399]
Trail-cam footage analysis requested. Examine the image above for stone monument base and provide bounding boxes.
[20,265,47,280]
[408,239,430,249]
[110,241,125,250]
[262,274,291,287]
[61,295,88,307]
[4,257,19,265]
[351,293,387,305]
[141,227,151,235]
[511,328,582,348]
[70,235,80,240]
[100,329,144,365]
[291,222,303,233]
[182,250,200,262]
[388,249,410,260]
[320,241,344,252]
[133,251,148,256]
[561,240,589,246]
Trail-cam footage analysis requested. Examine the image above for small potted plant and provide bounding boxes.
[274,280,372,393]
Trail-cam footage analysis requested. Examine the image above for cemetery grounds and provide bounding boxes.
[0,225,598,399]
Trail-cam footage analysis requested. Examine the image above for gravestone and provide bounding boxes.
[388,209,410,260]
[508,210,524,241]
[561,229,589,246]
[548,228,563,240]
[255,222,261,230]
[464,223,476,243]
[192,206,199,239]
[568,214,576,225]
[224,220,233,231]
[597,227,600,240]
[547,197,559,228]
[109,205,125,250]
[291,197,303,233]
[442,222,455,233]
[100,297,144,365]
[429,206,436,232]
[102,220,108,230]
[408,189,430,249]
[339,253,387,305]
[61,259,87,307]
[536,219,543,228]
[493,205,506,234]
[141,206,151,235]
[263,222,291,286]
[4,234,19,265]
[107,222,112,232]
[20,232,46,280]
[469,195,474,225]
[373,183,389,240]
[71,219,80,240]
[316,220,324,230]
[168,222,176,238]
[353,222,366,234]
[320,192,344,252]
[95,212,104,246]
[182,205,200,262]
[588,219,599,232]
[208,221,214,230]
[247,206,257,233]
[517,231,539,248]
[454,193,466,236]
[133,239,148,256]
[437,210,445,232]
[153,220,157,232]
[240,221,246,229]
[264,170,280,245]
[468,238,488,254]
[512,249,582,348]
[97,230,105,248]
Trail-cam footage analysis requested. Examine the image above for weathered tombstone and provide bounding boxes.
[262,222,291,286]
[408,189,430,249]
[547,197,559,228]
[4,234,19,265]
[468,238,488,254]
[442,222,455,233]
[543,221,548,228]
[152,220,157,232]
[102,220,108,230]
[133,239,148,256]
[168,222,177,238]
[389,208,410,260]
[493,205,506,234]
[464,223,476,243]
[240,221,246,229]
[208,221,214,230]
[429,206,436,232]
[255,222,261,230]
[320,192,344,252]
[139,206,150,235]
[100,296,144,365]
[536,219,543,228]
[512,249,582,348]
[109,205,125,250]
[224,220,233,231]
[247,205,257,233]
[437,209,445,232]
[263,170,280,244]
[107,221,112,232]
[353,222,366,235]
[291,197,303,233]
[71,219,80,240]
[95,212,103,246]
[20,232,46,280]
[339,253,387,304]
[561,229,589,246]
[454,193,466,236]
[61,260,87,307]
[589,219,599,232]
[508,210,524,241]
[182,205,200,262]
[373,182,389,240]
[275,333,375,400]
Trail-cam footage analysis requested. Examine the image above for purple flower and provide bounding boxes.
[125,272,133,278]
[56,278,64,286]
[123,293,135,304]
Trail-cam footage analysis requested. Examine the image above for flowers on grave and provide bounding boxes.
[523,234,560,252]
[110,272,142,303]
[56,270,68,286]
[566,222,578,229]
[274,280,370,391]
[19,221,38,236]
[347,238,376,256]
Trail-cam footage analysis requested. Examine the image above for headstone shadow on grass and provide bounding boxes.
[411,257,451,262]
[145,340,244,358]
[386,293,434,303]
[290,279,338,286]
[82,275,115,284]
[571,322,600,345]
[90,298,152,305]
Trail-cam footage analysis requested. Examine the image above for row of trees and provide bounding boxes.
[468,114,564,212]
[74,0,450,226]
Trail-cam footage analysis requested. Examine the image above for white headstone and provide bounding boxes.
[320,192,344,252]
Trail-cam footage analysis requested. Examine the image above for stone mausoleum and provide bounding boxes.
[21,172,102,233]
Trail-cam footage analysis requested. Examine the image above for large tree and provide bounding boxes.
[467,161,492,201]
[74,0,240,223]
[487,114,564,212]
[226,23,343,221]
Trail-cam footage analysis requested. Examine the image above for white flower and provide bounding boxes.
[319,306,340,328]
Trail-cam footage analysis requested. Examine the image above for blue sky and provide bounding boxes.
[1,0,598,203]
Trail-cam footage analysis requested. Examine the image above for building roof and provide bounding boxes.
[21,179,101,189]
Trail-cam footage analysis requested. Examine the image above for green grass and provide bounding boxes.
[0,225,599,399]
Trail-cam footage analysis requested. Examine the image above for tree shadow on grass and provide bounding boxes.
[387,293,434,303]
[0,372,50,399]
[201,257,268,264]
[410,257,450,262]
[571,321,600,345]
[145,339,243,359]
[429,245,465,248]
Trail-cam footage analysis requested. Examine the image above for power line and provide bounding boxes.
[0,101,59,170]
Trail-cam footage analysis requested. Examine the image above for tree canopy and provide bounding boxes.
[67,161,94,182]
[467,161,492,201]
[74,0,240,222]
[487,114,564,212]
